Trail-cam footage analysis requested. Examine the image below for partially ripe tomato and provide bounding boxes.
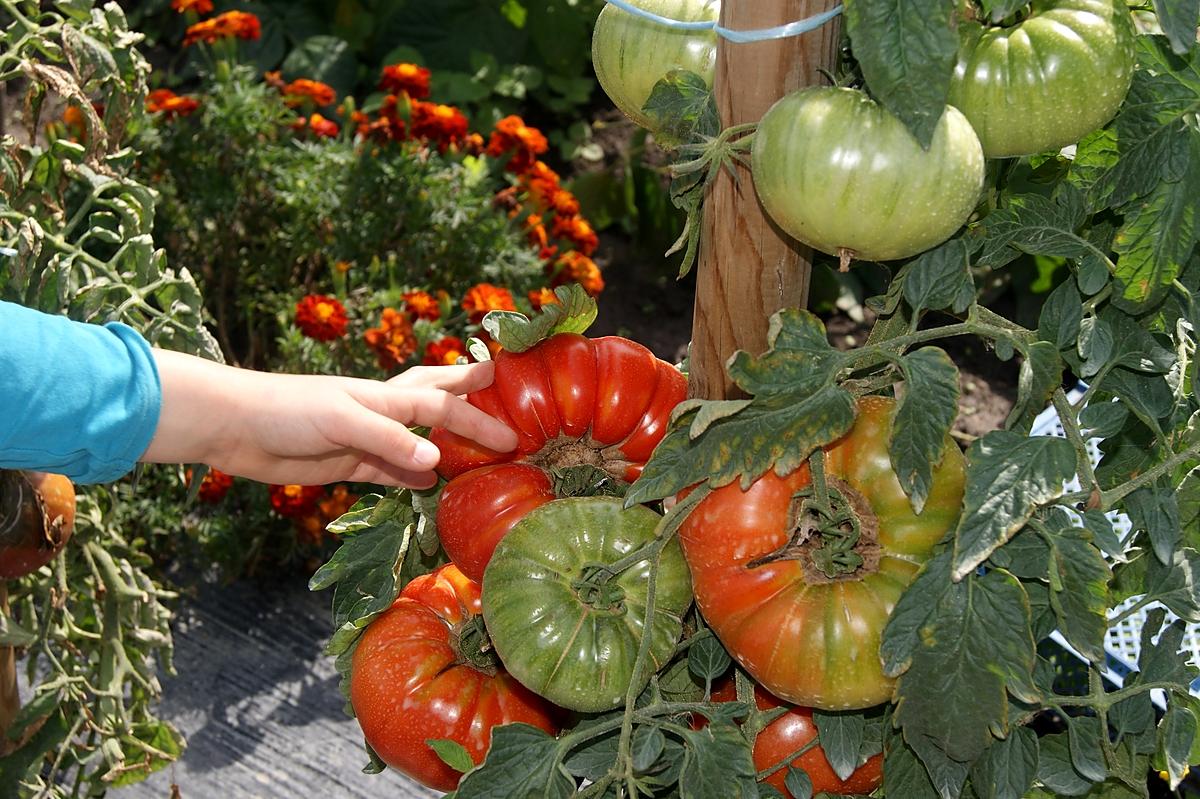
[706,680,884,796]
[0,471,76,579]
[679,396,966,710]
[592,0,720,131]
[752,87,984,264]
[948,0,1136,158]
[349,564,560,791]
[431,333,685,582]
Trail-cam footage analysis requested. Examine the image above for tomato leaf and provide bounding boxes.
[978,0,1027,23]
[843,0,959,149]
[1143,550,1200,622]
[455,723,574,799]
[892,347,960,514]
[1037,280,1083,351]
[968,725,1039,799]
[1153,0,1200,56]
[1078,401,1129,439]
[882,723,941,799]
[900,237,976,316]
[784,766,814,799]
[642,69,719,147]
[1006,342,1064,434]
[1043,520,1112,664]
[678,724,759,799]
[1159,703,1198,788]
[1067,716,1107,783]
[1036,731,1096,796]
[687,630,731,683]
[880,551,954,678]
[631,725,666,774]
[813,710,866,782]
[977,194,1097,269]
[428,738,474,774]
[891,566,1038,765]
[725,310,849,398]
[951,432,1077,580]
[1076,316,1114,379]
[563,722,618,780]
[482,283,598,353]
[1124,482,1181,565]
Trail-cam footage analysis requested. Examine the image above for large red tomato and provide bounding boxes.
[0,471,76,579]
[349,564,560,791]
[431,333,685,582]
[679,396,966,710]
[706,680,883,796]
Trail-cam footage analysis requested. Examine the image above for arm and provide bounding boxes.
[143,350,517,488]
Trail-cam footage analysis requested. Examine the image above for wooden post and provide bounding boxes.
[689,0,842,399]
[0,584,17,751]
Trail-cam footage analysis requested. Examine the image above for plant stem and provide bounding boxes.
[1052,388,1100,498]
[1050,679,1191,710]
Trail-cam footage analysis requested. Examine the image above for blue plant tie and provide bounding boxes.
[601,0,844,43]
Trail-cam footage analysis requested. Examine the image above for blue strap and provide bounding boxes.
[602,0,843,43]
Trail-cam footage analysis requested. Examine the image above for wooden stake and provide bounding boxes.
[0,584,18,749]
[688,0,842,399]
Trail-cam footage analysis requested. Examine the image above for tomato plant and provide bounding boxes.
[947,0,1136,158]
[431,332,686,582]
[751,87,984,265]
[592,0,720,131]
[678,396,966,710]
[481,497,692,712]
[349,563,560,791]
[0,471,76,580]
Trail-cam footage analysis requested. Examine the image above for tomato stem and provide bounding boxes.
[449,616,501,677]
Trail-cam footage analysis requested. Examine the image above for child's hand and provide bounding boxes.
[144,352,517,488]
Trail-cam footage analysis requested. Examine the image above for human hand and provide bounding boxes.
[142,352,518,488]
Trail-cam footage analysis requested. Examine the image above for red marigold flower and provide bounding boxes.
[293,513,326,546]
[172,0,213,13]
[269,484,326,518]
[183,10,261,46]
[461,283,516,324]
[146,88,200,118]
[186,467,234,503]
[364,308,418,370]
[550,251,605,297]
[295,294,348,341]
[410,101,469,149]
[402,290,441,322]
[528,287,560,311]
[283,78,336,107]
[486,115,549,173]
[552,215,599,257]
[380,63,431,99]
[307,113,339,138]
[550,189,581,218]
[424,336,467,366]
[462,132,485,155]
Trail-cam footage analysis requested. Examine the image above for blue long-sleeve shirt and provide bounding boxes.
[0,301,162,483]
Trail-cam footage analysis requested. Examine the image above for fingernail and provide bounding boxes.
[413,439,441,468]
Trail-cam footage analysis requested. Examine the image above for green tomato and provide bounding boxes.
[752,86,985,264]
[948,0,1136,158]
[592,0,720,130]
[481,497,693,713]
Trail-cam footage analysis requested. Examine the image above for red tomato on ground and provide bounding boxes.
[431,333,685,582]
[349,564,560,791]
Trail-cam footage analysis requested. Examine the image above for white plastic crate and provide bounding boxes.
[1030,389,1200,706]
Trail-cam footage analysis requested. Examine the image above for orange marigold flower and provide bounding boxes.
[550,251,605,297]
[294,513,326,546]
[318,484,360,522]
[172,0,213,13]
[283,78,336,107]
[462,283,516,324]
[525,214,550,251]
[269,484,326,518]
[462,132,486,155]
[424,336,467,366]
[307,113,339,138]
[183,10,261,46]
[552,215,599,256]
[263,70,286,90]
[410,101,469,149]
[335,260,352,274]
[528,287,560,311]
[146,88,200,118]
[186,467,234,503]
[295,294,348,341]
[402,290,441,322]
[364,308,418,370]
[550,189,581,217]
[380,63,431,99]
[486,115,549,173]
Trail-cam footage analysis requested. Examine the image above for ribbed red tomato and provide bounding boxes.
[707,680,884,796]
[0,471,76,579]
[431,333,685,582]
[349,564,560,791]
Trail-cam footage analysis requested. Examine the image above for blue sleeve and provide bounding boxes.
[0,301,163,484]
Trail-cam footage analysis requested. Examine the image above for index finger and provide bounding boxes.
[399,388,519,454]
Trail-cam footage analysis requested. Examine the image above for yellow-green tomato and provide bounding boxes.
[948,0,1136,158]
[481,497,693,713]
[752,87,985,264]
[592,0,720,130]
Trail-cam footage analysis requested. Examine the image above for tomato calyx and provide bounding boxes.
[527,437,633,497]
[571,562,628,614]
[448,615,501,677]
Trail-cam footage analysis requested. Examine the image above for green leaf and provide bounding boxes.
[1153,0,1200,56]
[1139,610,1195,685]
[1144,550,1200,622]
[1076,316,1114,379]
[1036,732,1095,796]
[563,724,618,780]
[785,766,814,799]
[1006,341,1064,434]
[482,283,597,353]
[843,0,959,148]
[1100,307,1176,374]
[978,194,1095,269]
[1043,520,1112,663]
[1038,280,1083,351]
[1158,703,1198,788]
[1099,370,1174,440]
[631,726,666,774]
[455,724,574,799]
[813,711,866,782]
[687,630,732,682]
[892,567,1037,765]
[0,709,71,796]
[428,738,474,774]
[1067,717,1107,783]
[901,237,976,315]
[1078,402,1129,439]
[978,0,1026,22]
[883,723,942,799]
[642,69,719,146]
[969,726,1039,799]
[0,612,36,648]
[678,724,759,799]
[892,347,960,514]
[1125,483,1181,564]
[951,432,1078,580]
[725,310,849,398]
[881,551,954,677]
[281,35,357,98]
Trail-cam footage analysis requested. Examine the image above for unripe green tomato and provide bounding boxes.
[752,87,985,264]
[948,0,1136,158]
[592,0,720,131]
